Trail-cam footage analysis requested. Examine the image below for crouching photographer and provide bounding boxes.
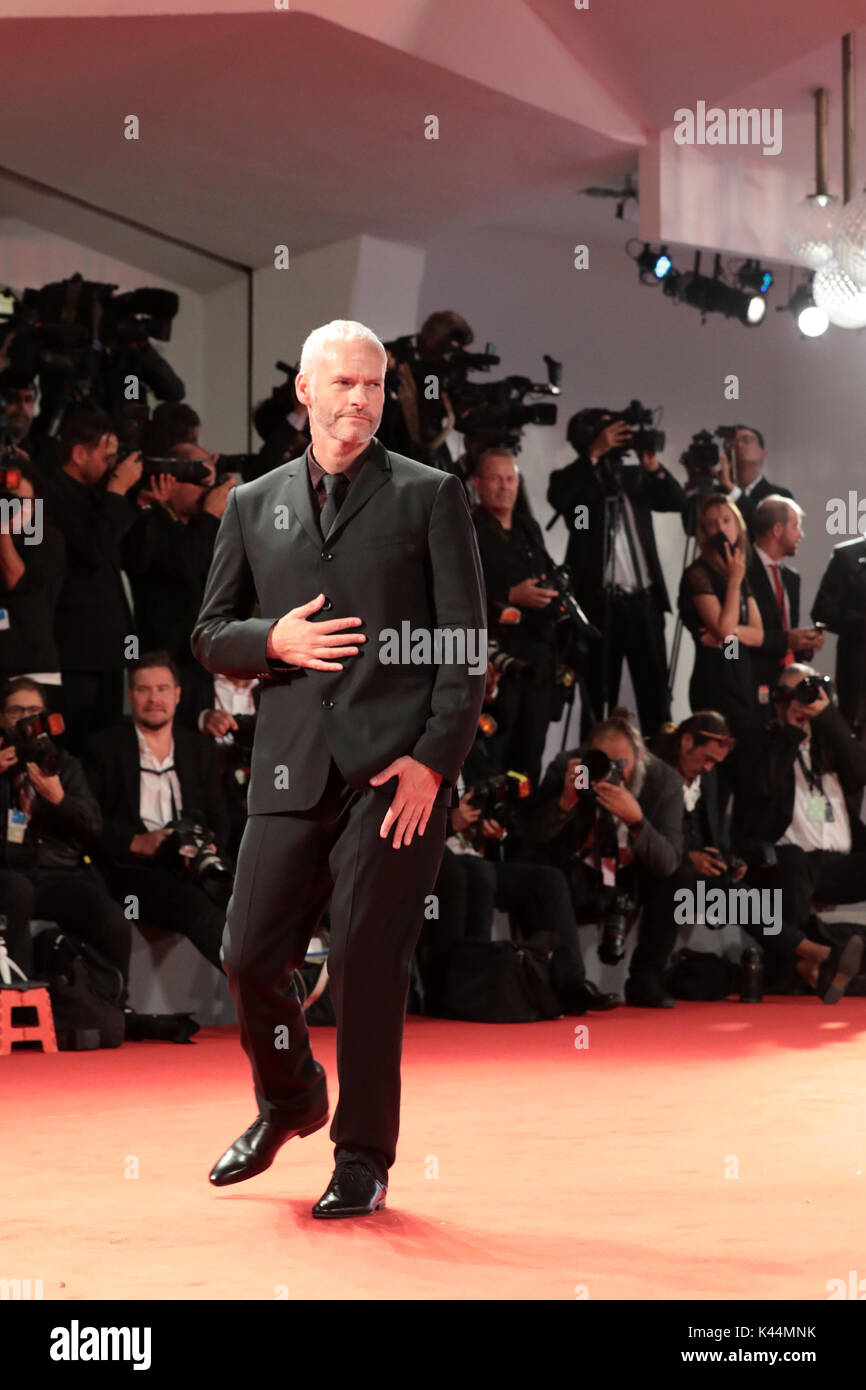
[525,709,684,1007]
[730,665,866,1002]
[0,677,130,982]
[81,652,231,973]
[417,661,619,1017]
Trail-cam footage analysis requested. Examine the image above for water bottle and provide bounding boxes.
[739,945,763,1003]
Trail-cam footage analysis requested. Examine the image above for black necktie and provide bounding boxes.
[320,472,347,537]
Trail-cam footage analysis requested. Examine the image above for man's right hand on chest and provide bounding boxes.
[266,592,367,672]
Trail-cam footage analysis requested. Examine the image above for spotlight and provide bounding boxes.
[667,270,766,326]
[631,242,675,285]
[737,259,774,296]
[777,282,829,337]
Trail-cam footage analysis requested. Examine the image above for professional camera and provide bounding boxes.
[487,639,533,683]
[597,886,636,965]
[545,564,602,645]
[138,455,222,486]
[0,711,65,775]
[575,747,635,962]
[580,747,627,792]
[567,401,665,473]
[468,770,532,836]
[157,813,233,907]
[771,673,834,705]
[449,354,561,453]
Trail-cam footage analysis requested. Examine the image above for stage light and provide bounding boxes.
[653,250,673,280]
[777,282,829,337]
[630,242,675,285]
[667,270,766,326]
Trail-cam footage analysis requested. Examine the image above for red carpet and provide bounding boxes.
[4,1001,866,1301]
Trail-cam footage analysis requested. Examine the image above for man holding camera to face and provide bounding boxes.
[730,665,866,1001]
[525,709,684,1007]
[123,443,237,727]
[0,676,130,985]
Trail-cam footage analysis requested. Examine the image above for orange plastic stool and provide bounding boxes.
[0,987,58,1054]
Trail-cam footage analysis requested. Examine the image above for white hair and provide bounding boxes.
[298,320,387,378]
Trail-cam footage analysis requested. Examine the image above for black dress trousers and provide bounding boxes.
[222,755,449,1184]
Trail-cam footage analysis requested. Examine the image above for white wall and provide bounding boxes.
[0,218,204,417]
[418,225,866,734]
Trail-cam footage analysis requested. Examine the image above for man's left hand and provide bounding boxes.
[370,755,442,848]
[592,779,642,825]
[26,761,64,805]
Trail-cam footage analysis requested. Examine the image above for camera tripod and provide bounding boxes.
[0,915,27,987]
[598,462,650,720]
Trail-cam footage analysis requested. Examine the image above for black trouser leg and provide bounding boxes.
[623,599,670,740]
[495,860,586,995]
[581,603,626,738]
[32,867,132,985]
[629,865,684,990]
[105,863,225,970]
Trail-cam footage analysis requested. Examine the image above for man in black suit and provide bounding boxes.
[191,319,486,1218]
[812,536,866,735]
[43,410,142,752]
[81,652,228,972]
[717,425,794,535]
[748,495,824,711]
[547,412,685,739]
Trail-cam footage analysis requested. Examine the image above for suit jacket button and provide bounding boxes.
[322,598,332,611]
[321,550,333,561]
[322,697,334,709]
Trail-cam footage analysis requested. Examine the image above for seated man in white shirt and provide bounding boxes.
[731,665,866,1001]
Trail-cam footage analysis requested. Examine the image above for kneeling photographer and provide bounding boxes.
[81,652,230,973]
[525,709,684,1007]
[0,677,130,983]
[417,661,619,1017]
[729,665,866,1001]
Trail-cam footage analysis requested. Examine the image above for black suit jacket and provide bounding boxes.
[732,476,793,535]
[190,439,487,814]
[81,720,229,864]
[747,551,803,698]
[812,536,866,728]
[547,456,685,616]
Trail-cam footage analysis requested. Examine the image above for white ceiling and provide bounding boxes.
[0,2,864,288]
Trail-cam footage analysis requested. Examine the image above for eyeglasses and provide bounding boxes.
[5,704,44,718]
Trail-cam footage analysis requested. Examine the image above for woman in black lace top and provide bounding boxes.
[678,493,764,736]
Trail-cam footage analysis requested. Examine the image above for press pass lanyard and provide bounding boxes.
[796,745,834,823]
[140,764,179,823]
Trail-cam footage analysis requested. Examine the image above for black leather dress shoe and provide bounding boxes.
[209,1110,329,1187]
[312,1161,387,1219]
[625,980,675,1009]
[571,979,621,1012]
[817,934,864,1005]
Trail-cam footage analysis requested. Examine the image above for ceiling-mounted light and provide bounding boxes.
[777,282,829,337]
[664,253,767,326]
[786,88,840,268]
[630,241,675,285]
[835,187,866,287]
[813,258,866,328]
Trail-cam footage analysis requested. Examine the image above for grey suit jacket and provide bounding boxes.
[191,439,487,813]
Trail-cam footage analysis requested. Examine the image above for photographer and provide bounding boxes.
[81,652,229,972]
[197,672,260,861]
[678,493,764,738]
[714,425,794,536]
[122,443,236,727]
[380,311,468,470]
[471,447,559,784]
[417,661,619,1016]
[0,677,130,983]
[0,461,66,690]
[812,534,866,736]
[43,409,142,751]
[730,665,866,1001]
[749,496,823,709]
[548,408,685,739]
[525,709,684,1007]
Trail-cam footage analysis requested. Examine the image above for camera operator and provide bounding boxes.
[122,443,236,727]
[42,409,142,751]
[678,493,764,738]
[0,461,66,690]
[547,409,685,740]
[471,447,559,784]
[812,534,866,736]
[524,709,683,1007]
[714,425,794,536]
[730,665,866,1001]
[81,652,229,972]
[380,311,468,471]
[247,367,310,482]
[748,496,823,709]
[0,677,130,983]
[417,661,619,1016]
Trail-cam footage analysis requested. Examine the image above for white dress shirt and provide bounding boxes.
[136,728,182,831]
[777,740,851,854]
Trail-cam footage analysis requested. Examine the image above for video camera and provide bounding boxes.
[680,426,739,492]
[567,400,665,471]
[449,354,561,453]
[0,711,65,775]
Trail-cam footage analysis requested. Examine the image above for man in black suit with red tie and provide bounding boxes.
[191,320,486,1217]
[747,496,824,711]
